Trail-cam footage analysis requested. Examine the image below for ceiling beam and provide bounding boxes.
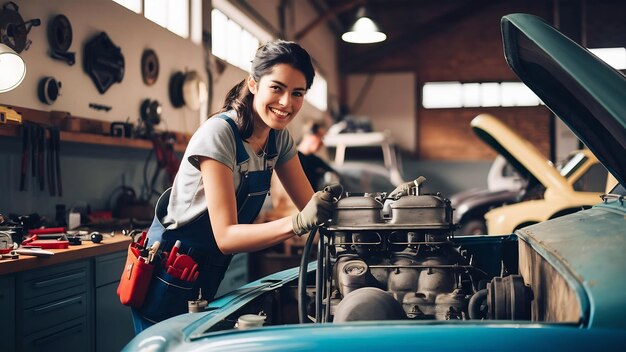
[343,0,505,72]
[295,0,364,41]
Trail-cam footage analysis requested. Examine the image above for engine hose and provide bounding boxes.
[468,288,488,320]
[298,227,318,324]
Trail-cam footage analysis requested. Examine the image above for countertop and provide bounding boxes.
[0,234,131,275]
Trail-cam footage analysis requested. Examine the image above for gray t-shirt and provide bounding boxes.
[162,111,297,229]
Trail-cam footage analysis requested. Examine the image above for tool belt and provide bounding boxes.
[117,230,226,324]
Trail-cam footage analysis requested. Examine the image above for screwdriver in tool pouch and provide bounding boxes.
[167,240,181,267]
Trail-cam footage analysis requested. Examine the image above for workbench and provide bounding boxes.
[0,234,133,352]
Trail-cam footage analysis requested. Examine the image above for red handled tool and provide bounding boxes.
[166,240,181,268]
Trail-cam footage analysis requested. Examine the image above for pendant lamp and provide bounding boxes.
[0,43,26,93]
[342,7,387,44]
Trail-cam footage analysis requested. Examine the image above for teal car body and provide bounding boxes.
[124,13,626,352]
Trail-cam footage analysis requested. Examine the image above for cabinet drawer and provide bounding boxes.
[21,291,89,336]
[21,317,91,352]
[0,276,15,352]
[20,260,90,303]
[95,250,126,287]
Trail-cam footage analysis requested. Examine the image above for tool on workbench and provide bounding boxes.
[0,231,15,255]
[22,234,69,249]
[15,248,54,257]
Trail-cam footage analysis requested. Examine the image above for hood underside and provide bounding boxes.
[501,14,626,187]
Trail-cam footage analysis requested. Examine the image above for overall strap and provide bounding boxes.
[265,129,278,171]
[215,115,249,170]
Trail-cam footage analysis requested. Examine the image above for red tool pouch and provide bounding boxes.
[116,241,154,308]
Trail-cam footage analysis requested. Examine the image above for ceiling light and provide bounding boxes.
[342,7,386,44]
[0,43,26,93]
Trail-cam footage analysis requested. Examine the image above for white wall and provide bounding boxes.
[0,0,206,134]
[347,72,417,152]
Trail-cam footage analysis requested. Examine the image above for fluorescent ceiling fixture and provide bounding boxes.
[589,47,626,70]
[342,8,386,44]
[0,43,26,93]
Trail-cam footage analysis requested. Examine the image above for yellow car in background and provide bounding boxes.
[474,114,609,234]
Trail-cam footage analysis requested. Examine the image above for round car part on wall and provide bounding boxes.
[141,48,159,85]
[168,71,186,108]
[47,14,75,65]
[140,99,162,127]
[38,76,62,105]
[169,70,208,111]
[0,1,41,53]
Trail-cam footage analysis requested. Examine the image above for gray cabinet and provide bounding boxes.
[95,251,134,352]
[16,260,93,352]
[1,249,134,352]
[0,276,15,352]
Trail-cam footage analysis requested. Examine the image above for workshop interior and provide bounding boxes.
[1,1,625,351]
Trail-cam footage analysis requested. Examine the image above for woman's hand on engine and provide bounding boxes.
[292,183,343,236]
[388,176,427,199]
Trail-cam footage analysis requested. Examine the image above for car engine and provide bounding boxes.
[310,179,533,323]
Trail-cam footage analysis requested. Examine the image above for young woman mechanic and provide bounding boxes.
[131,40,342,332]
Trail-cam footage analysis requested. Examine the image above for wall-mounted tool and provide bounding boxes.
[110,121,133,138]
[89,103,112,112]
[47,127,62,196]
[169,70,208,111]
[0,105,22,124]
[47,14,75,65]
[83,32,124,94]
[38,76,62,105]
[0,1,40,53]
[139,98,162,134]
[141,48,159,85]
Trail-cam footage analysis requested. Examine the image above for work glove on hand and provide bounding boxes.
[388,176,427,199]
[292,183,343,236]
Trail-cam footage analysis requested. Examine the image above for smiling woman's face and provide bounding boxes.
[248,63,307,131]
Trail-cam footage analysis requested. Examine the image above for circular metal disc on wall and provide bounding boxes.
[38,77,62,105]
[0,6,27,53]
[169,71,186,108]
[48,14,72,53]
[182,71,208,111]
[141,49,159,86]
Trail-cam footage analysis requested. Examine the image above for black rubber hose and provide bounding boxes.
[298,227,317,324]
[468,288,489,320]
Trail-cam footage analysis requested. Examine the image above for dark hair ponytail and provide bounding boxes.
[217,40,315,139]
[219,79,254,137]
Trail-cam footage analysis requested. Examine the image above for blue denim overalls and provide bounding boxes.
[131,115,277,332]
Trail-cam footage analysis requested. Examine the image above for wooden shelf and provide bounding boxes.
[0,106,188,152]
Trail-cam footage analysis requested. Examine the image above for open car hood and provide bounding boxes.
[471,113,567,192]
[501,14,626,187]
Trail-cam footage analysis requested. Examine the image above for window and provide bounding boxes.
[573,163,608,193]
[306,73,328,111]
[422,81,541,109]
[211,0,272,71]
[112,0,202,44]
[113,0,141,13]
